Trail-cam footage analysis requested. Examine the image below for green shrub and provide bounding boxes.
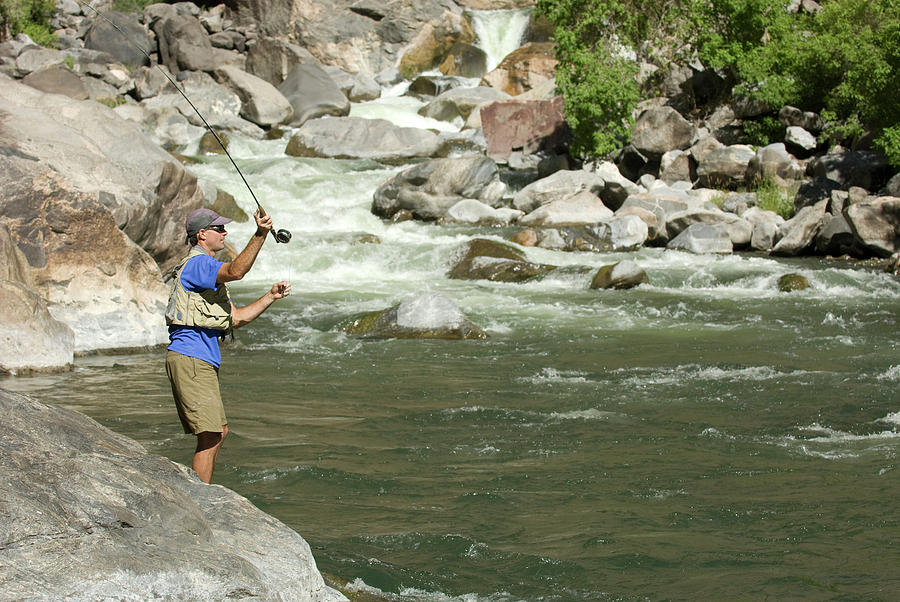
[755,175,794,219]
[0,0,57,46]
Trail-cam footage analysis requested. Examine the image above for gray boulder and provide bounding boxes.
[22,65,89,100]
[279,63,351,126]
[746,143,804,182]
[83,11,152,68]
[696,144,756,188]
[815,212,863,256]
[844,196,900,257]
[583,160,642,210]
[0,75,204,274]
[808,149,894,191]
[14,47,65,76]
[590,260,649,290]
[512,169,606,214]
[344,292,486,339]
[418,86,510,123]
[214,65,293,127]
[153,13,215,72]
[0,279,75,374]
[772,200,828,256]
[0,389,344,601]
[519,190,613,226]
[286,116,441,164]
[785,126,818,152]
[631,106,696,160]
[373,156,506,220]
[667,223,734,254]
[666,208,752,248]
[246,37,320,86]
[441,199,523,226]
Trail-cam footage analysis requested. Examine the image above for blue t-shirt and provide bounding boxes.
[167,253,228,368]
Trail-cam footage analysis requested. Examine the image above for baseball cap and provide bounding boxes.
[185,208,232,236]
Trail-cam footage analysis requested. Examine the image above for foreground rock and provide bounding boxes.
[0,389,345,601]
[344,292,486,339]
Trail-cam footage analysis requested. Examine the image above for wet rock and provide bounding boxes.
[448,238,556,282]
[778,273,810,292]
[344,292,486,339]
[0,389,344,600]
[590,260,649,290]
[439,42,487,78]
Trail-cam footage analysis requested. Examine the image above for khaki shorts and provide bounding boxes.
[166,350,227,435]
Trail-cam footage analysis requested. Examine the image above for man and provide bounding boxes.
[165,207,290,483]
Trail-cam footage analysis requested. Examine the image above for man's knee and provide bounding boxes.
[196,429,226,452]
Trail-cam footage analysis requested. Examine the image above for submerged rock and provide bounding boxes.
[447,238,557,282]
[778,273,810,292]
[0,389,345,601]
[590,260,649,290]
[344,292,487,339]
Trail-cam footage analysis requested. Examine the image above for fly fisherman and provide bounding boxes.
[165,208,291,483]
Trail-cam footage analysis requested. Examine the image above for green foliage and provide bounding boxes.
[0,0,57,46]
[538,0,900,166]
[875,125,900,169]
[755,175,793,220]
[742,116,784,147]
[111,0,157,14]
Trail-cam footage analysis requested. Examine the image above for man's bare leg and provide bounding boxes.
[193,425,229,483]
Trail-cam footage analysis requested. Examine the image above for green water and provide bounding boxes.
[5,251,899,601]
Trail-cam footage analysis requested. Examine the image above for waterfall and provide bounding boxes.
[469,8,532,72]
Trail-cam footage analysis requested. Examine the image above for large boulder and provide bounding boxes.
[519,190,613,226]
[83,11,152,68]
[279,63,351,127]
[418,86,510,124]
[373,156,506,220]
[0,75,205,275]
[0,389,344,600]
[286,116,441,164]
[481,96,568,160]
[512,169,606,213]
[344,292,486,339]
[152,13,215,72]
[398,4,474,77]
[807,149,894,191]
[667,223,733,254]
[696,144,756,188]
[439,42,488,78]
[0,279,75,374]
[631,106,696,160]
[448,238,557,282]
[214,65,293,127]
[245,37,320,86]
[441,199,524,225]
[772,200,828,256]
[21,65,90,100]
[844,196,900,257]
[745,143,804,182]
[480,42,557,96]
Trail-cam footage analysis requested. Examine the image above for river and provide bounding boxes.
[3,9,900,601]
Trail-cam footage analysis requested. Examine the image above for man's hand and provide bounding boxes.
[270,281,291,298]
[253,209,274,235]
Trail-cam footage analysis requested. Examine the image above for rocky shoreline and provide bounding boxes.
[0,388,346,600]
[1,0,899,373]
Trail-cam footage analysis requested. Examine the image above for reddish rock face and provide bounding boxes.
[481,96,569,159]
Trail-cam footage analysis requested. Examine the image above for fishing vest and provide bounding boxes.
[165,246,233,332]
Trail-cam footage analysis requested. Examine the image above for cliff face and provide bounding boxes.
[0,388,346,601]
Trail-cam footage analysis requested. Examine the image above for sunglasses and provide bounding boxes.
[205,225,227,233]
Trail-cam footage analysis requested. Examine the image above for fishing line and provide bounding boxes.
[75,0,292,244]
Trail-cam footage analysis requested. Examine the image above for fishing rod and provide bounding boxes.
[76,0,292,244]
